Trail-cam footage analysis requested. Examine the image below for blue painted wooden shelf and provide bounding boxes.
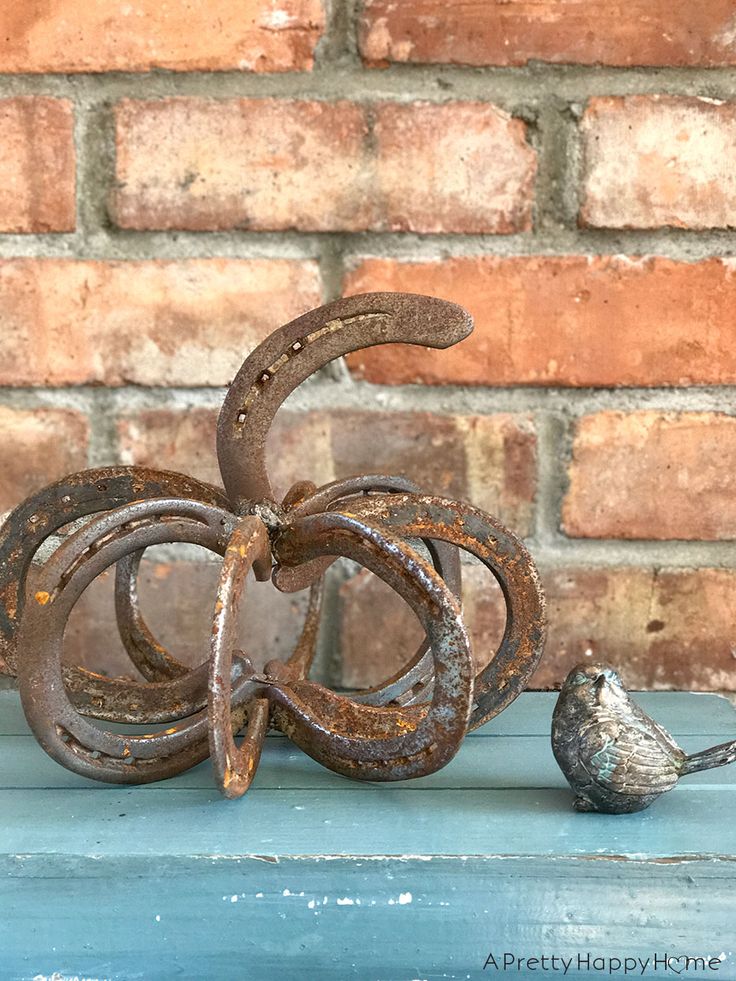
[2,687,734,980]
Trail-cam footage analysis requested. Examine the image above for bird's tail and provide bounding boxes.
[681,739,736,775]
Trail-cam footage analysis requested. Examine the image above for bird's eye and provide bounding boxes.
[572,672,588,685]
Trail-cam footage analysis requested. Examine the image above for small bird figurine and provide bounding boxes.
[552,663,736,813]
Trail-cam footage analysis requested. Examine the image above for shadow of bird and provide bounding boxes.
[552,663,736,813]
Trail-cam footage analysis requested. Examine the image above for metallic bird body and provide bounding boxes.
[552,663,736,813]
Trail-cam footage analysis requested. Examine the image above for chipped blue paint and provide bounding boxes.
[1,690,735,980]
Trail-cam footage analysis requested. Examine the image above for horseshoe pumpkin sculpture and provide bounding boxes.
[0,293,546,798]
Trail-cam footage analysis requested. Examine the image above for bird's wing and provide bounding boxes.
[629,701,683,756]
[578,714,680,796]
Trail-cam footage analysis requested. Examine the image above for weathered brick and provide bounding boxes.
[0,407,89,515]
[337,569,429,690]
[0,98,75,233]
[117,408,221,488]
[537,567,736,692]
[329,411,536,533]
[266,412,335,504]
[0,259,321,387]
[373,102,535,233]
[276,411,539,534]
[581,96,736,229]
[0,1,325,73]
[117,408,536,533]
[66,559,313,679]
[359,0,736,68]
[112,99,371,232]
[345,256,736,388]
[338,565,736,692]
[112,98,535,233]
[563,412,736,540]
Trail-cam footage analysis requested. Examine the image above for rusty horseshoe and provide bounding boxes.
[1,292,546,798]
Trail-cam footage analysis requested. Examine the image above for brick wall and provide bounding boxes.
[1,1,735,692]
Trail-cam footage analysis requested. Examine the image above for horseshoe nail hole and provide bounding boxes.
[28,514,39,524]
[61,495,72,505]
[291,340,303,352]
[237,412,247,424]
[96,483,108,492]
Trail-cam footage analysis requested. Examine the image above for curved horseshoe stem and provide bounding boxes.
[208,516,272,799]
[217,293,473,506]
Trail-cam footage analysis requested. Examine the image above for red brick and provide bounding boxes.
[328,411,536,533]
[0,1,325,73]
[563,412,736,540]
[339,564,736,692]
[66,559,313,679]
[118,408,536,533]
[581,96,736,229]
[338,570,424,689]
[273,410,539,533]
[117,408,221,488]
[0,98,74,233]
[344,256,736,388]
[266,412,335,504]
[112,99,535,234]
[112,99,371,232]
[373,102,535,233]
[0,407,89,515]
[0,259,321,387]
[359,0,736,68]
[536,567,736,692]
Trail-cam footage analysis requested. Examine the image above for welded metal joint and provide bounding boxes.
[0,292,546,798]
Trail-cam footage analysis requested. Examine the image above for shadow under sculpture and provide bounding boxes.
[0,292,546,799]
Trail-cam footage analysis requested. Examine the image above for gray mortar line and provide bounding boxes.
[23,533,736,571]
[314,0,362,71]
[2,65,736,103]
[0,230,734,260]
[530,411,568,547]
[2,383,736,418]
[74,94,116,242]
